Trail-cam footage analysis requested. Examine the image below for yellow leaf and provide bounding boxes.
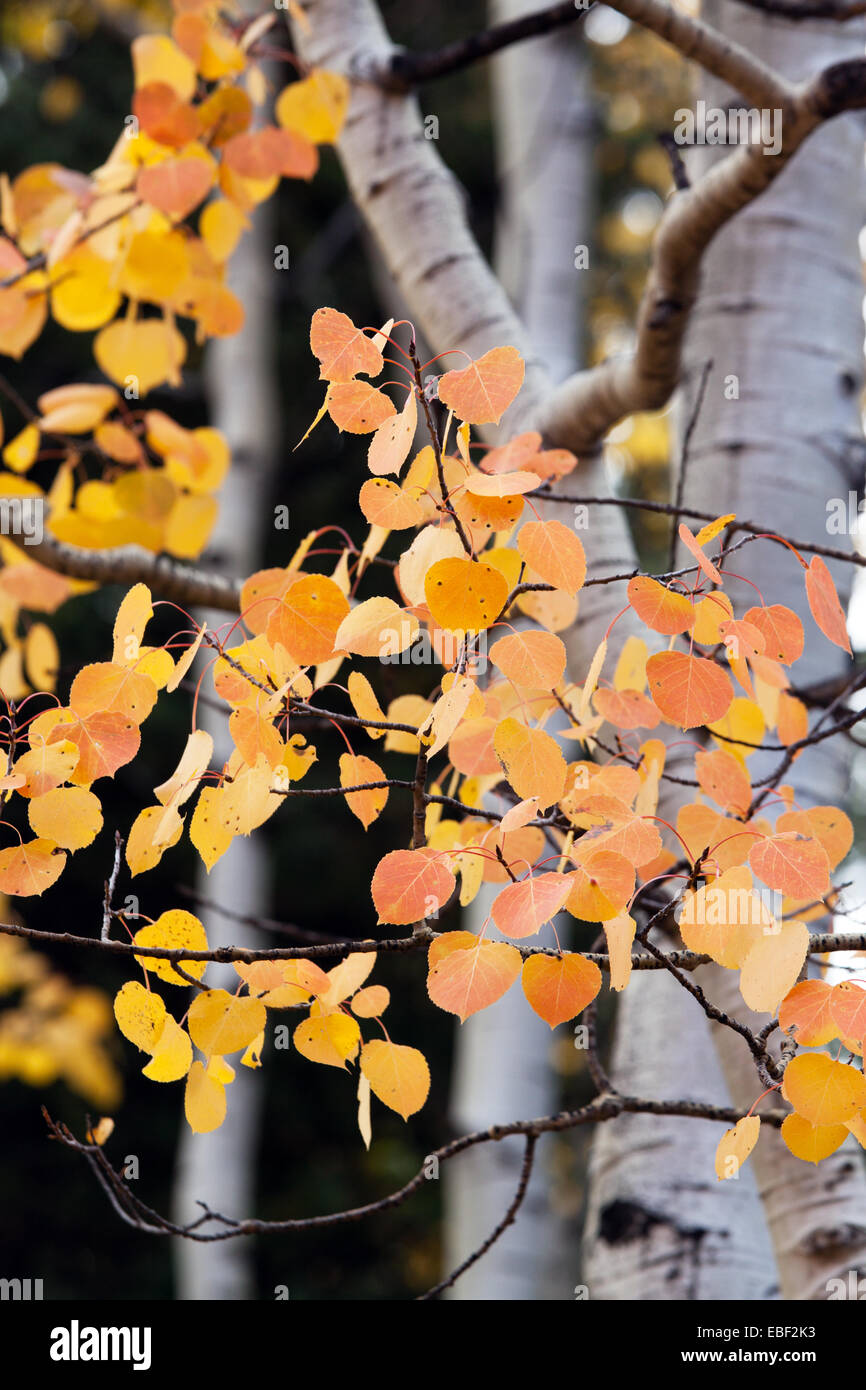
[133,909,209,986]
[125,803,183,876]
[113,979,165,1052]
[3,423,40,474]
[187,989,266,1057]
[184,1059,226,1133]
[293,1012,360,1069]
[27,786,103,850]
[781,1052,866,1126]
[360,1039,430,1119]
[275,69,350,144]
[738,919,809,1014]
[714,1114,760,1179]
[781,1113,849,1164]
[142,1013,192,1082]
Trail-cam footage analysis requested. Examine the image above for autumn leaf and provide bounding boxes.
[646,651,733,730]
[371,848,456,926]
[714,1115,760,1180]
[521,952,602,1028]
[517,521,586,595]
[424,557,509,634]
[309,306,383,382]
[426,935,521,1021]
[490,872,573,939]
[494,716,566,810]
[781,1114,849,1164]
[781,1052,866,1126]
[187,989,266,1058]
[339,752,388,829]
[627,577,695,635]
[804,555,852,655]
[778,979,837,1047]
[437,346,524,425]
[360,1040,430,1119]
[0,839,66,897]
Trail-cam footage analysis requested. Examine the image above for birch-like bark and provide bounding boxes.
[172,192,278,1300]
[673,0,866,1301]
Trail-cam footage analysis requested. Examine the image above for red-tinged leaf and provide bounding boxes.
[0,838,66,896]
[480,432,541,474]
[743,604,804,664]
[779,979,837,1047]
[437,346,524,425]
[521,952,602,1028]
[426,936,521,1021]
[804,556,852,655]
[517,520,586,595]
[49,711,140,783]
[448,716,500,776]
[678,522,723,584]
[748,832,830,898]
[133,82,198,147]
[776,692,808,748]
[137,157,213,220]
[627,576,695,635]
[490,872,572,939]
[327,381,396,433]
[371,848,456,926]
[593,687,660,731]
[830,981,866,1046]
[646,651,733,730]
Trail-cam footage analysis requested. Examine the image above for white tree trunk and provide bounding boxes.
[674,0,866,1301]
[172,192,278,1300]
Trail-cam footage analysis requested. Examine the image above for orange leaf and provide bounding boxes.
[265,573,350,665]
[743,604,804,664]
[829,981,866,1047]
[489,630,566,690]
[516,520,586,595]
[327,381,396,434]
[437,346,524,425]
[490,872,572,939]
[678,522,723,585]
[694,748,751,817]
[137,157,213,220]
[646,651,733,730]
[627,577,695,635]
[781,1113,849,1164]
[521,952,602,1028]
[593,687,660,731]
[424,557,509,633]
[0,838,66,896]
[779,979,837,1047]
[565,848,634,922]
[310,306,384,382]
[804,556,852,655]
[371,848,456,925]
[339,752,388,829]
[49,711,140,784]
[426,936,521,1020]
[782,1052,866,1125]
[748,832,829,898]
[359,477,424,530]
